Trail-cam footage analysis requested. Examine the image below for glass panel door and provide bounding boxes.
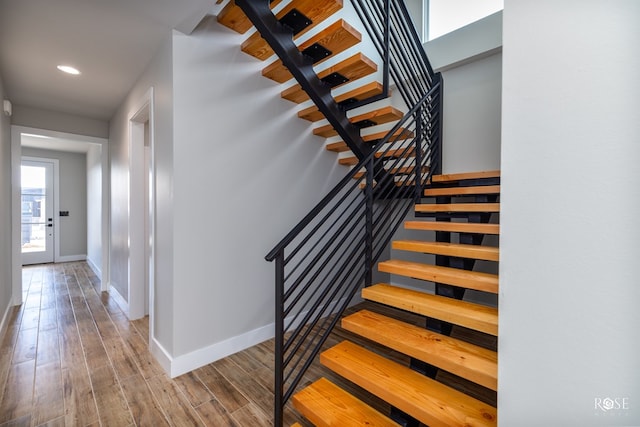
[21,160,54,264]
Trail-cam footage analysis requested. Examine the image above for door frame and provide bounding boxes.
[126,87,156,332]
[20,156,59,265]
[11,126,109,305]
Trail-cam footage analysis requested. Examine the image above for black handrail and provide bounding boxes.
[237,1,444,424]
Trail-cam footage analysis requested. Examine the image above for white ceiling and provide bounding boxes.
[0,0,217,121]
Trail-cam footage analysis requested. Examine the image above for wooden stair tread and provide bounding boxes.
[432,170,500,183]
[282,53,377,103]
[262,19,361,83]
[299,82,384,122]
[313,106,404,138]
[338,146,416,166]
[241,0,344,60]
[379,259,498,294]
[353,165,429,180]
[342,310,497,391]
[327,128,414,153]
[393,240,499,262]
[415,203,500,213]
[321,341,497,427]
[362,283,498,336]
[217,0,284,34]
[405,221,500,235]
[424,185,501,197]
[292,377,400,427]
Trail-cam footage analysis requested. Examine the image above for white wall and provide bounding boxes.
[0,74,13,331]
[109,32,175,353]
[425,11,502,174]
[500,1,640,425]
[169,15,347,371]
[12,105,108,139]
[21,147,88,259]
[86,144,102,275]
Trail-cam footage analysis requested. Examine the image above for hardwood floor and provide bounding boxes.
[0,262,495,426]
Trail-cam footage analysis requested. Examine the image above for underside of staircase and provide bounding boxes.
[216,1,498,425]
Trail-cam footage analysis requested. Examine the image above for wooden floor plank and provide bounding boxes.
[0,360,35,424]
[0,263,497,426]
[32,362,65,426]
[88,364,134,426]
[120,373,171,426]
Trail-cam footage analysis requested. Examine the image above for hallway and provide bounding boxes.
[0,262,304,426]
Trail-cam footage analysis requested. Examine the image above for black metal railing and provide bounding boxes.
[253,1,443,424]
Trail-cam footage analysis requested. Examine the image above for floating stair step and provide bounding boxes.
[362,283,498,335]
[415,203,500,213]
[353,165,429,180]
[313,106,404,138]
[292,377,400,427]
[432,170,501,183]
[405,221,500,235]
[343,310,497,391]
[282,53,377,103]
[393,240,499,262]
[379,259,498,293]
[217,0,284,34]
[321,341,497,426]
[298,82,385,122]
[241,0,344,60]
[326,128,414,153]
[338,146,416,166]
[262,20,361,83]
[424,185,501,197]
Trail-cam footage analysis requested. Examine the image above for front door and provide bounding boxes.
[21,159,54,265]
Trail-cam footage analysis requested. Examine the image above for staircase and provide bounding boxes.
[214,1,497,426]
[291,170,500,426]
[217,0,418,169]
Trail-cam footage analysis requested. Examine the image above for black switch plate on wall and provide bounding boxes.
[60,211,69,217]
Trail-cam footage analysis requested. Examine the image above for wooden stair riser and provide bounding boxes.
[378,260,499,294]
[241,0,344,60]
[321,341,497,427]
[392,241,499,262]
[362,284,498,336]
[262,19,362,83]
[342,310,498,391]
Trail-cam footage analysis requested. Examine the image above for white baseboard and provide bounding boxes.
[109,284,129,316]
[0,301,12,345]
[166,296,352,378]
[86,257,101,279]
[56,254,87,263]
[150,337,173,376]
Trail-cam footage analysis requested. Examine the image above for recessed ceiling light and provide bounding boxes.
[57,65,81,75]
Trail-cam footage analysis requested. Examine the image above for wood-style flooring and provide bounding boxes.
[0,262,496,426]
